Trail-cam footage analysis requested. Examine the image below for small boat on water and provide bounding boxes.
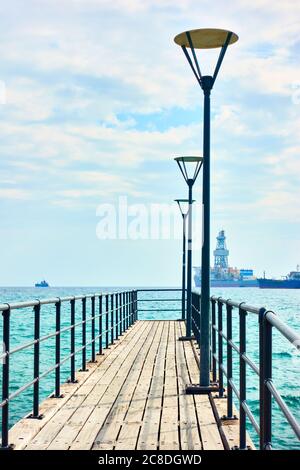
[35,280,49,288]
[258,267,300,289]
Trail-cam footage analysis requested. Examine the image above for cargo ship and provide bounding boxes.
[35,280,49,287]
[258,268,300,289]
[194,230,258,288]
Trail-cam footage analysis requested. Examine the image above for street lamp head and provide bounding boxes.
[174,198,195,217]
[174,156,203,185]
[174,28,238,49]
[174,28,238,89]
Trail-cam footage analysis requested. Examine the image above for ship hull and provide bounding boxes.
[194,276,258,288]
[258,279,300,289]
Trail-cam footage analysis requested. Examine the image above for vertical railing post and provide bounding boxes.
[218,299,224,398]
[1,306,11,448]
[91,295,96,362]
[33,302,41,417]
[239,303,247,449]
[260,308,272,450]
[81,297,87,371]
[119,293,123,336]
[70,297,76,383]
[197,293,201,345]
[211,298,217,383]
[130,291,133,326]
[123,292,126,332]
[115,293,119,341]
[99,295,103,355]
[135,290,138,322]
[55,299,62,397]
[125,291,129,330]
[111,293,114,345]
[226,301,233,418]
[105,294,109,348]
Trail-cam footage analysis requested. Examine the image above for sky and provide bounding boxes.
[0,0,299,286]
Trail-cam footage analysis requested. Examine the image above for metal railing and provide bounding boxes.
[0,290,137,449]
[136,288,184,317]
[191,291,300,450]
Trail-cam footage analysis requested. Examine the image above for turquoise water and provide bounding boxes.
[0,286,299,450]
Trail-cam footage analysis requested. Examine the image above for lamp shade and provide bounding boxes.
[174,28,238,49]
[174,198,195,216]
[174,156,203,184]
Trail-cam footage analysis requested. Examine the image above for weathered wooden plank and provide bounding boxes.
[109,322,164,450]
[26,322,148,450]
[93,321,161,450]
[11,320,229,452]
[9,322,142,450]
[159,322,179,450]
[212,397,255,450]
[182,331,223,450]
[69,322,153,449]
[136,322,169,450]
[175,322,202,450]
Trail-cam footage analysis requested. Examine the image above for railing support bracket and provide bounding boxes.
[179,335,195,341]
[27,413,44,420]
[186,383,219,394]
[0,444,15,451]
[221,414,238,422]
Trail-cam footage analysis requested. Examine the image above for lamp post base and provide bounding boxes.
[178,335,195,341]
[186,382,219,394]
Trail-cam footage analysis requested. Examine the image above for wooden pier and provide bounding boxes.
[9,320,251,451]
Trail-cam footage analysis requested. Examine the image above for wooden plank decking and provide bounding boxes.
[9,320,248,451]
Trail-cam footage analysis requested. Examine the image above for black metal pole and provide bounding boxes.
[119,292,122,335]
[260,310,272,450]
[239,305,247,449]
[70,298,76,382]
[105,294,109,348]
[33,302,41,417]
[200,75,213,386]
[55,300,61,397]
[181,214,187,320]
[126,292,129,329]
[218,299,224,398]
[91,296,96,362]
[185,180,193,338]
[123,292,126,333]
[2,308,10,448]
[99,295,103,355]
[115,293,119,341]
[111,293,114,344]
[211,298,217,383]
[226,302,233,418]
[82,297,87,371]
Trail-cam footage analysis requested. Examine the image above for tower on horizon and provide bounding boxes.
[213,230,229,269]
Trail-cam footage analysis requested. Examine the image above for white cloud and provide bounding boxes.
[0,188,32,200]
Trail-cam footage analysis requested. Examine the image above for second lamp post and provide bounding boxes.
[174,156,203,340]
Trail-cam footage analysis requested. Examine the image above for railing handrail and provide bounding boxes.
[191,291,300,450]
[0,290,131,312]
[1,290,138,449]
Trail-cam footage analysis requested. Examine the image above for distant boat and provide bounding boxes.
[35,280,49,287]
[258,268,300,289]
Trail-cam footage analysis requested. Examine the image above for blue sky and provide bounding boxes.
[0,0,299,286]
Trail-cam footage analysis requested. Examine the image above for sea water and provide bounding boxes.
[0,286,299,450]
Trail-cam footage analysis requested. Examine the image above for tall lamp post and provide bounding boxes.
[174,198,195,321]
[174,156,203,340]
[174,29,238,392]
